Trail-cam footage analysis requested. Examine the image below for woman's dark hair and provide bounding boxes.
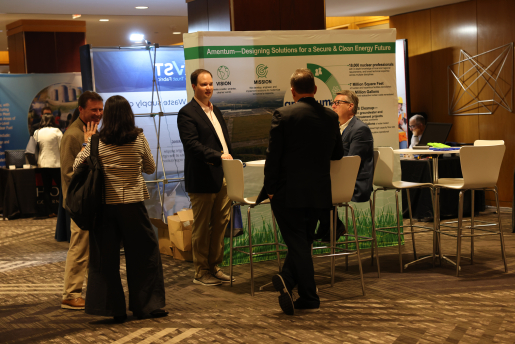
[71,108,80,123]
[39,114,56,128]
[99,95,142,145]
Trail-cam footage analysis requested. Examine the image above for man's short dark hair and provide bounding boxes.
[412,114,426,126]
[41,106,52,115]
[191,69,213,85]
[78,91,103,109]
[290,68,315,94]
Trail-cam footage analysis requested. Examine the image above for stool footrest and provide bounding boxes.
[234,248,288,256]
[315,251,358,258]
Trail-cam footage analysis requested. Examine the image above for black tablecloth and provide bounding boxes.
[401,156,485,221]
[0,168,37,220]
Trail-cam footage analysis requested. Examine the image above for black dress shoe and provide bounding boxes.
[320,224,346,243]
[134,309,169,319]
[113,314,127,323]
[150,309,169,318]
[272,274,294,316]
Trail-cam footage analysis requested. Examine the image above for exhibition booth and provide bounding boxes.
[0,28,508,273]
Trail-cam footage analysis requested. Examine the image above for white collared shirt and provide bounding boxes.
[194,96,229,155]
[339,116,353,135]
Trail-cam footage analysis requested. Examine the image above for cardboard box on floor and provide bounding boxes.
[167,209,193,252]
[150,218,173,256]
[171,244,193,262]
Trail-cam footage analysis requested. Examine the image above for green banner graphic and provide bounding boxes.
[308,63,342,99]
[185,43,396,60]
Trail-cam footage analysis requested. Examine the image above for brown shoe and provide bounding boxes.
[213,270,235,283]
[193,274,222,286]
[61,297,85,310]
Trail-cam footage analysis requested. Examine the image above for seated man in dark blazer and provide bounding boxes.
[315,90,374,242]
[262,69,344,315]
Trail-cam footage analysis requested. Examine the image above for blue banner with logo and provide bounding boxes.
[92,46,187,115]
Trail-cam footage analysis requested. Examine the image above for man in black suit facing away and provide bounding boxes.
[177,69,234,286]
[315,90,375,242]
[263,69,344,315]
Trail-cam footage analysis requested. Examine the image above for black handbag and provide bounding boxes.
[65,134,104,231]
[25,131,39,166]
[5,150,26,168]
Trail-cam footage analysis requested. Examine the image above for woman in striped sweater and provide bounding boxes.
[73,95,166,322]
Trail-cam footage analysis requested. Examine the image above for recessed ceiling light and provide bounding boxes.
[173,32,181,35]
[130,33,144,42]
[99,19,109,22]
[135,6,148,9]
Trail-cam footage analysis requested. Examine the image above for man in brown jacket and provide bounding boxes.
[60,91,103,309]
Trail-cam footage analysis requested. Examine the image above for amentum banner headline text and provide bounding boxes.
[185,43,395,59]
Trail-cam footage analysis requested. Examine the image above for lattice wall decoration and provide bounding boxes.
[448,43,513,115]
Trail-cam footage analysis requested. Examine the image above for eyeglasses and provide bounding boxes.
[409,125,418,129]
[332,100,351,106]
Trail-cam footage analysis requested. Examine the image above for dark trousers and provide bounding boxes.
[271,199,322,308]
[40,168,61,216]
[317,209,344,237]
[85,202,165,317]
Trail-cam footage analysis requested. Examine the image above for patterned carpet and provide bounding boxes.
[0,210,514,344]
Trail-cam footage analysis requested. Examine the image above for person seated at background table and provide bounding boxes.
[409,114,426,148]
[35,113,63,218]
[73,95,166,322]
[315,90,374,242]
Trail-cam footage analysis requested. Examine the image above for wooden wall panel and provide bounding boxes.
[431,0,479,143]
[391,0,514,205]
[232,0,281,31]
[24,32,57,73]
[279,0,325,30]
[55,32,85,73]
[207,0,231,31]
[7,33,25,73]
[187,0,210,33]
[389,10,433,117]
[477,0,515,206]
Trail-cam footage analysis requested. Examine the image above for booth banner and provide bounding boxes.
[183,30,403,266]
[92,47,187,115]
[0,73,82,167]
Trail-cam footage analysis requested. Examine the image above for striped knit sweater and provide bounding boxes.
[73,132,156,204]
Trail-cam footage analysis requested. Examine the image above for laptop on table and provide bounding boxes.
[413,123,453,149]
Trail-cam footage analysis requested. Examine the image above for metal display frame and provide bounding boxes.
[90,43,186,221]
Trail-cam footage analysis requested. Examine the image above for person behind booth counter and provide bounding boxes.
[73,95,166,322]
[35,113,63,218]
[409,114,427,148]
[31,106,53,135]
[314,90,374,242]
[60,91,103,310]
[262,68,344,315]
[177,69,234,287]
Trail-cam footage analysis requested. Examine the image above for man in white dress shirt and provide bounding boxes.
[177,69,234,286]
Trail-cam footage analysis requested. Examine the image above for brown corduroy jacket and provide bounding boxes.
[60,117,86,208]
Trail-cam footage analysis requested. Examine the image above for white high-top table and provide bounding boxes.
[393,148,462,269]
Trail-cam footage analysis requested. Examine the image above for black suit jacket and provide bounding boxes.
[262,97,344,208]
[177,98,232,193]
[342,116,374,202]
